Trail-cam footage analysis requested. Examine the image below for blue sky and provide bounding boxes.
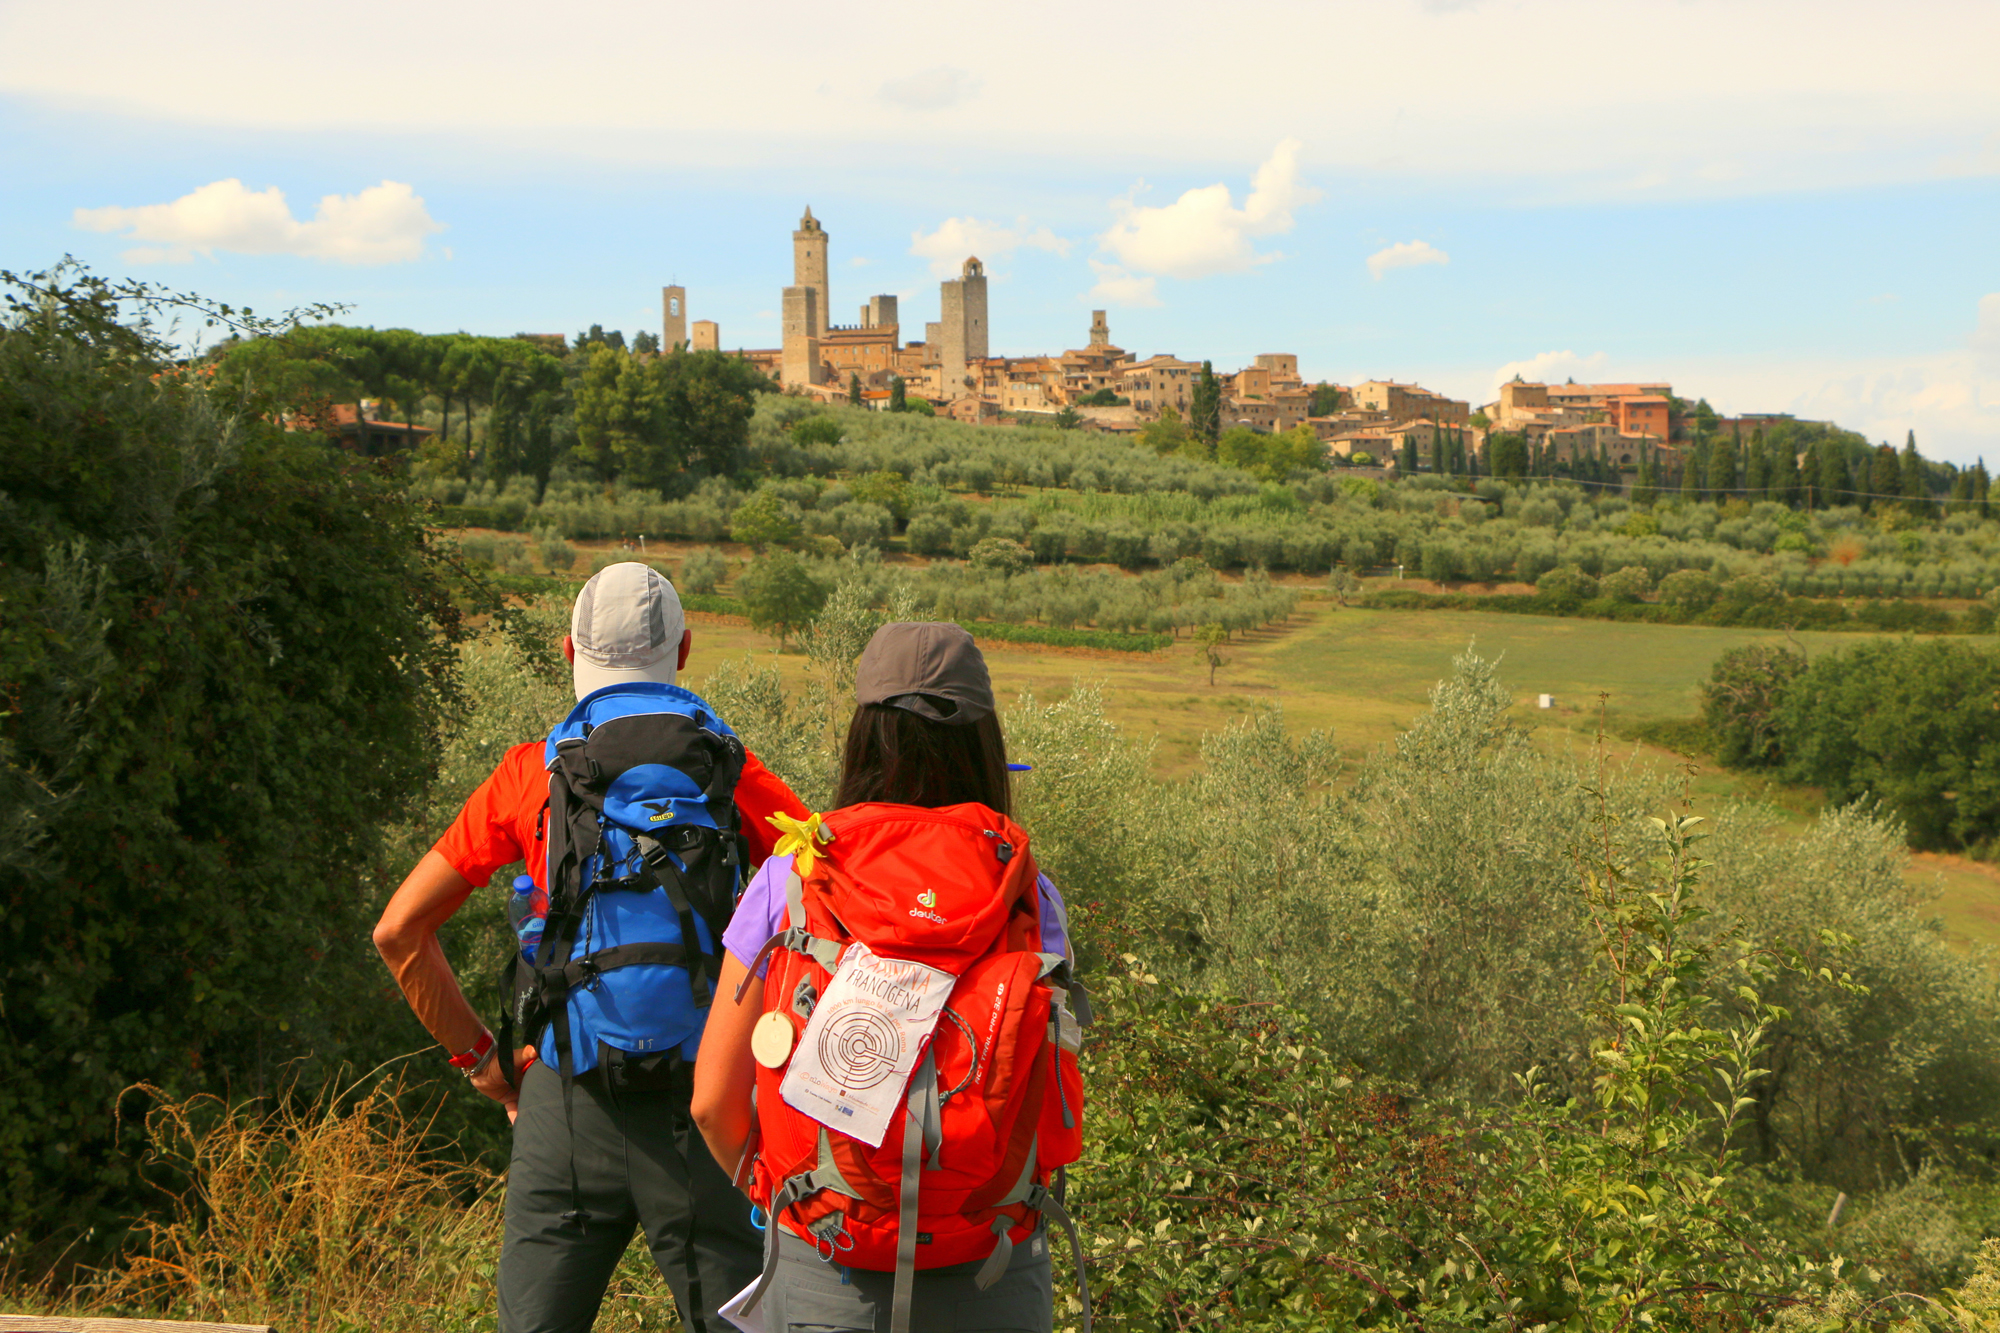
[5,0,1998,458]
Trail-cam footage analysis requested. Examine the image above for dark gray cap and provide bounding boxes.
[854,622,993,725]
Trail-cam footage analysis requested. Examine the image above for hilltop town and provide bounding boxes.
[661,206,1796,478]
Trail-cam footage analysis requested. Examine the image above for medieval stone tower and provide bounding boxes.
[780,284,822,387]
[792,207,830,340]
[661,285,687,350]
[1089,309,1110,348]
[938,256,988,392]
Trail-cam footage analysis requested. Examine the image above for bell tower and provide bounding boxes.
[792,207,830,340]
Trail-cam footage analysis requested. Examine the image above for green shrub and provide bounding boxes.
[677,545,729,595]
[1776,638,2000,851]
[790,414,844,446]
[737,550,827,647]
[1700,643,1807,768]
[1535,563,1599,603]
[1600,564,1654,601]
[969,536,1034,577]
[1659,567,1719,607]
[0,266,460,1250]
[728,487,805,550]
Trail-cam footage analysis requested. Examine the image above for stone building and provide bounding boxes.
[1353,379,1470,427]
[692,320,719,352]
[1119,356,1201,418]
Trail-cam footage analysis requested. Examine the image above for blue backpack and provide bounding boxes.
[498,683,747,1123]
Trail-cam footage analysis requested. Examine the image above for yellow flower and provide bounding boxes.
[768,810,833,876]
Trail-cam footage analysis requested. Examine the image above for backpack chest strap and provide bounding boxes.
[732,927,845,1003]
[537,941,692,1003]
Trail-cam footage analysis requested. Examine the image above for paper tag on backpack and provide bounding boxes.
[779,941,952,1148]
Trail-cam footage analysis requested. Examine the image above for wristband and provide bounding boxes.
[449,1030,495,1073]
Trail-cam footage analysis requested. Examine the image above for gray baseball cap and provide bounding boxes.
[854,622,993,725]
[569,562,686,700]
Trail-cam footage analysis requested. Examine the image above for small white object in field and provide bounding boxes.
[1538,694,1555,709]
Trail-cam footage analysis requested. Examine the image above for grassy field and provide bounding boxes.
[675,587,2000,956]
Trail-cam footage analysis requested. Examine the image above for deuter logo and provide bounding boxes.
[910,886,945,922]
[917,888,936,908]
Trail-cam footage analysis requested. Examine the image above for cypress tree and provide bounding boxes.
[1633,446,1657,506]
[1978,458,1992,520]
[1900,430,1929,515]
[1820,443,1851,507]
[848,371,862,407]
[1773,434,1801,507]
[1868,443,1900,511]
[1743,428,1769,499]
[1189,361,1222,447]
[1707,434,1739,499]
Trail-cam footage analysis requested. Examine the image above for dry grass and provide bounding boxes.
[2,1074,686,1333]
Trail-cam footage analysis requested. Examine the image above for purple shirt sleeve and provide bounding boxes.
[725,855,1074,976]
[1037,873,1073,961]
[724,854,793,976]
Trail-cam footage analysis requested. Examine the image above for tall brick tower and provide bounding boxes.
[662,285,687,350]
[793,207,830,340]
[1089,309,1110,348]
[780,285,822,387]
[938,256,988,393]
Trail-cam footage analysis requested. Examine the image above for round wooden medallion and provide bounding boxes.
[751,1010,796,1068]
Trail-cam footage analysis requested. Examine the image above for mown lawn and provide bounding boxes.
[684,595,2000,955]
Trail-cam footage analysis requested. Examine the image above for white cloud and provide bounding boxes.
[879,66,979,112]
[849,255,872,267]
[908,216,1070,278]
[1085,260,1160,308]
[1367,239,1450,280]
[1974,293,2000,364]
[73,178,443,264]
[1097,139,1318,281]
[8,3,2000,199]
[1489,349,1609,398]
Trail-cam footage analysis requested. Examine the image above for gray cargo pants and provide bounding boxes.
[498,1059,762,1333]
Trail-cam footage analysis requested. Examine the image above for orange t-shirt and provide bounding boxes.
[433,742,807,890]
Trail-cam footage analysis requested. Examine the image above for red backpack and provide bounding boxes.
[734,802,1089,1333]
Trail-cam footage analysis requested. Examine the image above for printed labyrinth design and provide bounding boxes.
[818,1005,903,1090]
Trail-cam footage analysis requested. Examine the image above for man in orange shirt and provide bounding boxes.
[374,562,805,1333]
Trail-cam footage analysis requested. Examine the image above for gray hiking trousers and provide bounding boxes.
[498,1060,762,1333]
[756,1226,1054,1333]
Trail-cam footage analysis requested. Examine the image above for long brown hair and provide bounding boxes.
[835,704,1011,816]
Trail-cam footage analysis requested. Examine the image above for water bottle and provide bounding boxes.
[507,874,546,961]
